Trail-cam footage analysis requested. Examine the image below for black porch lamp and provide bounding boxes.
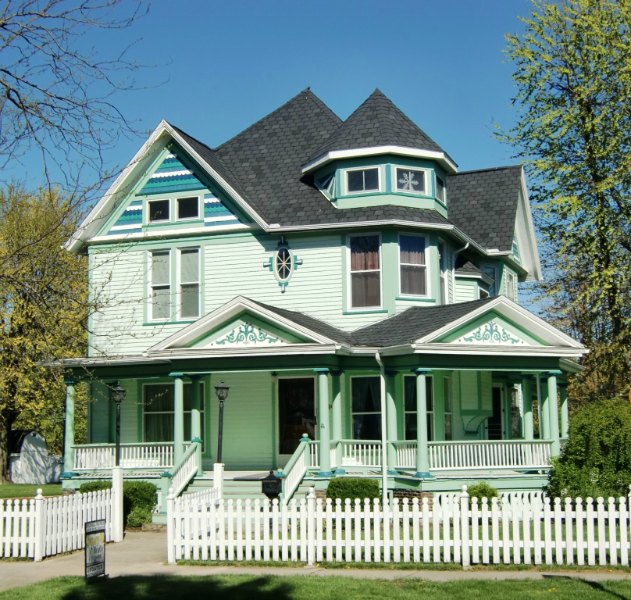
[110,381,126,467]
[214,380,230,464]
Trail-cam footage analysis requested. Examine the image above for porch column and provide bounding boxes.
[331,372,343,472]
[547,371,562,457]
[190,375,203,476]
[386,372,398,473]
[538,374,551,440]
[415,369,431,478]
[560,384,569,439]
[171,372,185,467]
[521,376,534,440]
[314,368,332,476]
[62,377,76,475]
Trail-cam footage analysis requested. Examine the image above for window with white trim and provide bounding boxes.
[143,382,205,443]
[404,376,434,441]
[352,377,381,440]
[505,271,517,301]
[146,195,201,223]
[150,250,170,320]
[436,175,446,203]
[395,167,426,194]
[399,235,427,296]
[349,235,381,308]
[346,167,380,194]
[178,248,200,319]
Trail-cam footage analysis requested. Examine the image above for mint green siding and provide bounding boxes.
[209,372,273,469]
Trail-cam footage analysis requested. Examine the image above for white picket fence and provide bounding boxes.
[167,486,631,566]
[0,488,119,561]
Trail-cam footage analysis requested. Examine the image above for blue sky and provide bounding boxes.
[8,0,534,186]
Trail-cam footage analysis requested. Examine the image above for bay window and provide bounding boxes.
[349,235,381,308]
[399,235,427,296]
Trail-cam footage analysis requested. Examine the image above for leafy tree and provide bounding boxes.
[0,0,146,185]
[0,186,89,481]
[504,0,631,403]
[546,398,631,498]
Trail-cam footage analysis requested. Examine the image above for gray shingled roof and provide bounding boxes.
[247,299,355,345]
[447,167,522,252]
[306,89,452,166]
[168,90,522,249]
[249,297,495,348]
[351,299,495,347]
[455,260,483,275]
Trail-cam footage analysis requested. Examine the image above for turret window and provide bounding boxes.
[395,167,426,194]
[346,168,380,193]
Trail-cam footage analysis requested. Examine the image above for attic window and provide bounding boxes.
[346,168,379,194]
[149,199,170,222]
[316,173,336,200]
[177,197,199,220]
[396,168,426,194]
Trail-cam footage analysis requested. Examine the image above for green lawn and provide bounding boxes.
[0,484,63,498]
[2,575,631,600]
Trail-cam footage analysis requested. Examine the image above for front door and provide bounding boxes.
[277,378,316,466]
[488,385,504,440]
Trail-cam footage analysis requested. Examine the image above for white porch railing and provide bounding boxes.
[73,443,174,470]
[428,440,552,470]
[279,436,313,503]
[393,441,416,469]
[169,442,200,497]
[335,440,382,468]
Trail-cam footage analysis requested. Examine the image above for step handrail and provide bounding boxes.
[278,434,311,504]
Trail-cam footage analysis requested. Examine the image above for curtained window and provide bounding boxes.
[352,377,381,440]
[350,235,381,308]
[143,382,205,444]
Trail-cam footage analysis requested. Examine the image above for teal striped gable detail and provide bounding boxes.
[137,153,205,196]
[107,199,143,235]
[204,193,241,228]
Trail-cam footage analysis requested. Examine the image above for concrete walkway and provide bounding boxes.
[1,531,630,593]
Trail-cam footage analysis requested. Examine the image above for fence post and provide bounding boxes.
[167,491,176,564]
[33,488,45,562]
[160,471,173,513]
[111,466,124,542]
[213,462,224,498]
[306,486,316,566]
[460,485,470,567]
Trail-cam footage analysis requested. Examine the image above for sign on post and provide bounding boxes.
[85,519,106,580]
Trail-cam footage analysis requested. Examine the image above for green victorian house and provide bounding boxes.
[61,89,585,501]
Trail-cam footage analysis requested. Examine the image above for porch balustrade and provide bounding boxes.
[427,440,552,471]
[72,443,176,470]
[334,440,382,468]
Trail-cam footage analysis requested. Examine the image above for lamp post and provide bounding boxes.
[110,381,126,467]
[214,380,229,464]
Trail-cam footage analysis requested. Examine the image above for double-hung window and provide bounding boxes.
[349,235,381,308]
[178,248,200,319]
[150,250,171,320]
[399,235,427,296]
[346,168,379,194]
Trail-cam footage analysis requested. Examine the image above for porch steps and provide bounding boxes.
[186,471,270,500]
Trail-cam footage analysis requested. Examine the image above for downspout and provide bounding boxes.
[375,351,388,507]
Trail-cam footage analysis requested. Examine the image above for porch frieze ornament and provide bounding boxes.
[214,321,281,346]
[457,319,526,345]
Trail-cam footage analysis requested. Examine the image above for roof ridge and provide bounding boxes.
[217,89,340,151]
[453,165,523,176]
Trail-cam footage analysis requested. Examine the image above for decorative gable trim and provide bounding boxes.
[148,296,339,353]
[454,319,528,346]
[414,296,585,351]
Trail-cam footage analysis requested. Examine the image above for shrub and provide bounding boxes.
[326,477,380,502]
[467,482,498,501]
[79,481,111,493]
[126,506,153,528]
[546,398,631,498]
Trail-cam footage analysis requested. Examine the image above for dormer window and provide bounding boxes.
[395,167,426,194]
[148,199,170,222]
[346,167,380,194]
[436,175,446,203]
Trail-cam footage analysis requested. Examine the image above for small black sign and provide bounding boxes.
[85,519,106,580]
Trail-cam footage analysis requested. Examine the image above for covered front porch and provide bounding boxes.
[59,296,583,500]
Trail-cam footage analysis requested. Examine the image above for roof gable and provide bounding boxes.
[148,296,348,354]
